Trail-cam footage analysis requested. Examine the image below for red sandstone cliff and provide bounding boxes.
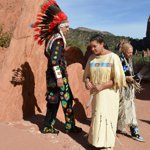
[0,0,90,121]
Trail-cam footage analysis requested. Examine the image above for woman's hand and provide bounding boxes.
[126,76,134,83]
[85,78,93,90]
[57,78,64,87]
[93,84,104,92]
[93,80,113,92]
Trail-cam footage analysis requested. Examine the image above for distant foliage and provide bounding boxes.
[133,52,150,65]
[66,28,130,54]
[0,25,12,48]
[66,28,150,65]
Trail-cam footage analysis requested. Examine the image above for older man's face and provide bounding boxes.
[124,47,133,59]
[60,21,69,35]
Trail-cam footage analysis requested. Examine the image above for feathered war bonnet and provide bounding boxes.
[32,0,68,45]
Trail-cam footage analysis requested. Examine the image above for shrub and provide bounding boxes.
[0,25,12,48]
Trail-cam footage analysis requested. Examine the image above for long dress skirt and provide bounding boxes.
[88,89,119,148]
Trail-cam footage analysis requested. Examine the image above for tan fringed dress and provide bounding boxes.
[84,53,126,148]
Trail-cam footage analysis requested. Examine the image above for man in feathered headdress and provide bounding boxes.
[32,0,82,134]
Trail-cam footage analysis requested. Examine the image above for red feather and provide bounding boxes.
[41,0,57,14]
[48,11,67,32]
[37,17,42,21]
[37,13,43,17]
[32,24,37,28]
[34,34,39,40]
[34,28,40,32]
[38,39,43,45]
[32,0,67,45]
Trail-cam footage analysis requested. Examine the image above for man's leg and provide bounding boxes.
[60,77,82,133]
[128,99,144,142]
[125,87,144,141]
[42,88,60,134]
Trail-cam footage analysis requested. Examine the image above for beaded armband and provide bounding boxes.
[53,65,62,79]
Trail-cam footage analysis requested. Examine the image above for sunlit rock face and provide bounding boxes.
[0,0,91,121]
[0,0,47,121]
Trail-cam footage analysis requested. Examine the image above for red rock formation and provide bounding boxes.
[0,0,90,121]
[0,0,47,121]
[146,16,150,40]
[64,46,84,66]
[67,63,91,120]
[0,47,7,68]
[146,16,150,48]
[0,0,24,32]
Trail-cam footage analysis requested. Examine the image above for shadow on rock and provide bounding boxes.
[10,61,42,119]
[73,98,91,126]
[26,114,45,132]
[55,119,97,150]
[140,119,150,125]
[136,81,150,101]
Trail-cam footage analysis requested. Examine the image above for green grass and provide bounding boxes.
[0,25,12,48]
[133,54,150,65]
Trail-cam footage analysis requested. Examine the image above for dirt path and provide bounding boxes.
[0,82,150,150]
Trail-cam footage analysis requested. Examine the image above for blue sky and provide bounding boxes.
[57,0,150,39]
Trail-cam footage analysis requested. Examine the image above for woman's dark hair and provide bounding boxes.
[90,34,104,43]
[90,34,108,49]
